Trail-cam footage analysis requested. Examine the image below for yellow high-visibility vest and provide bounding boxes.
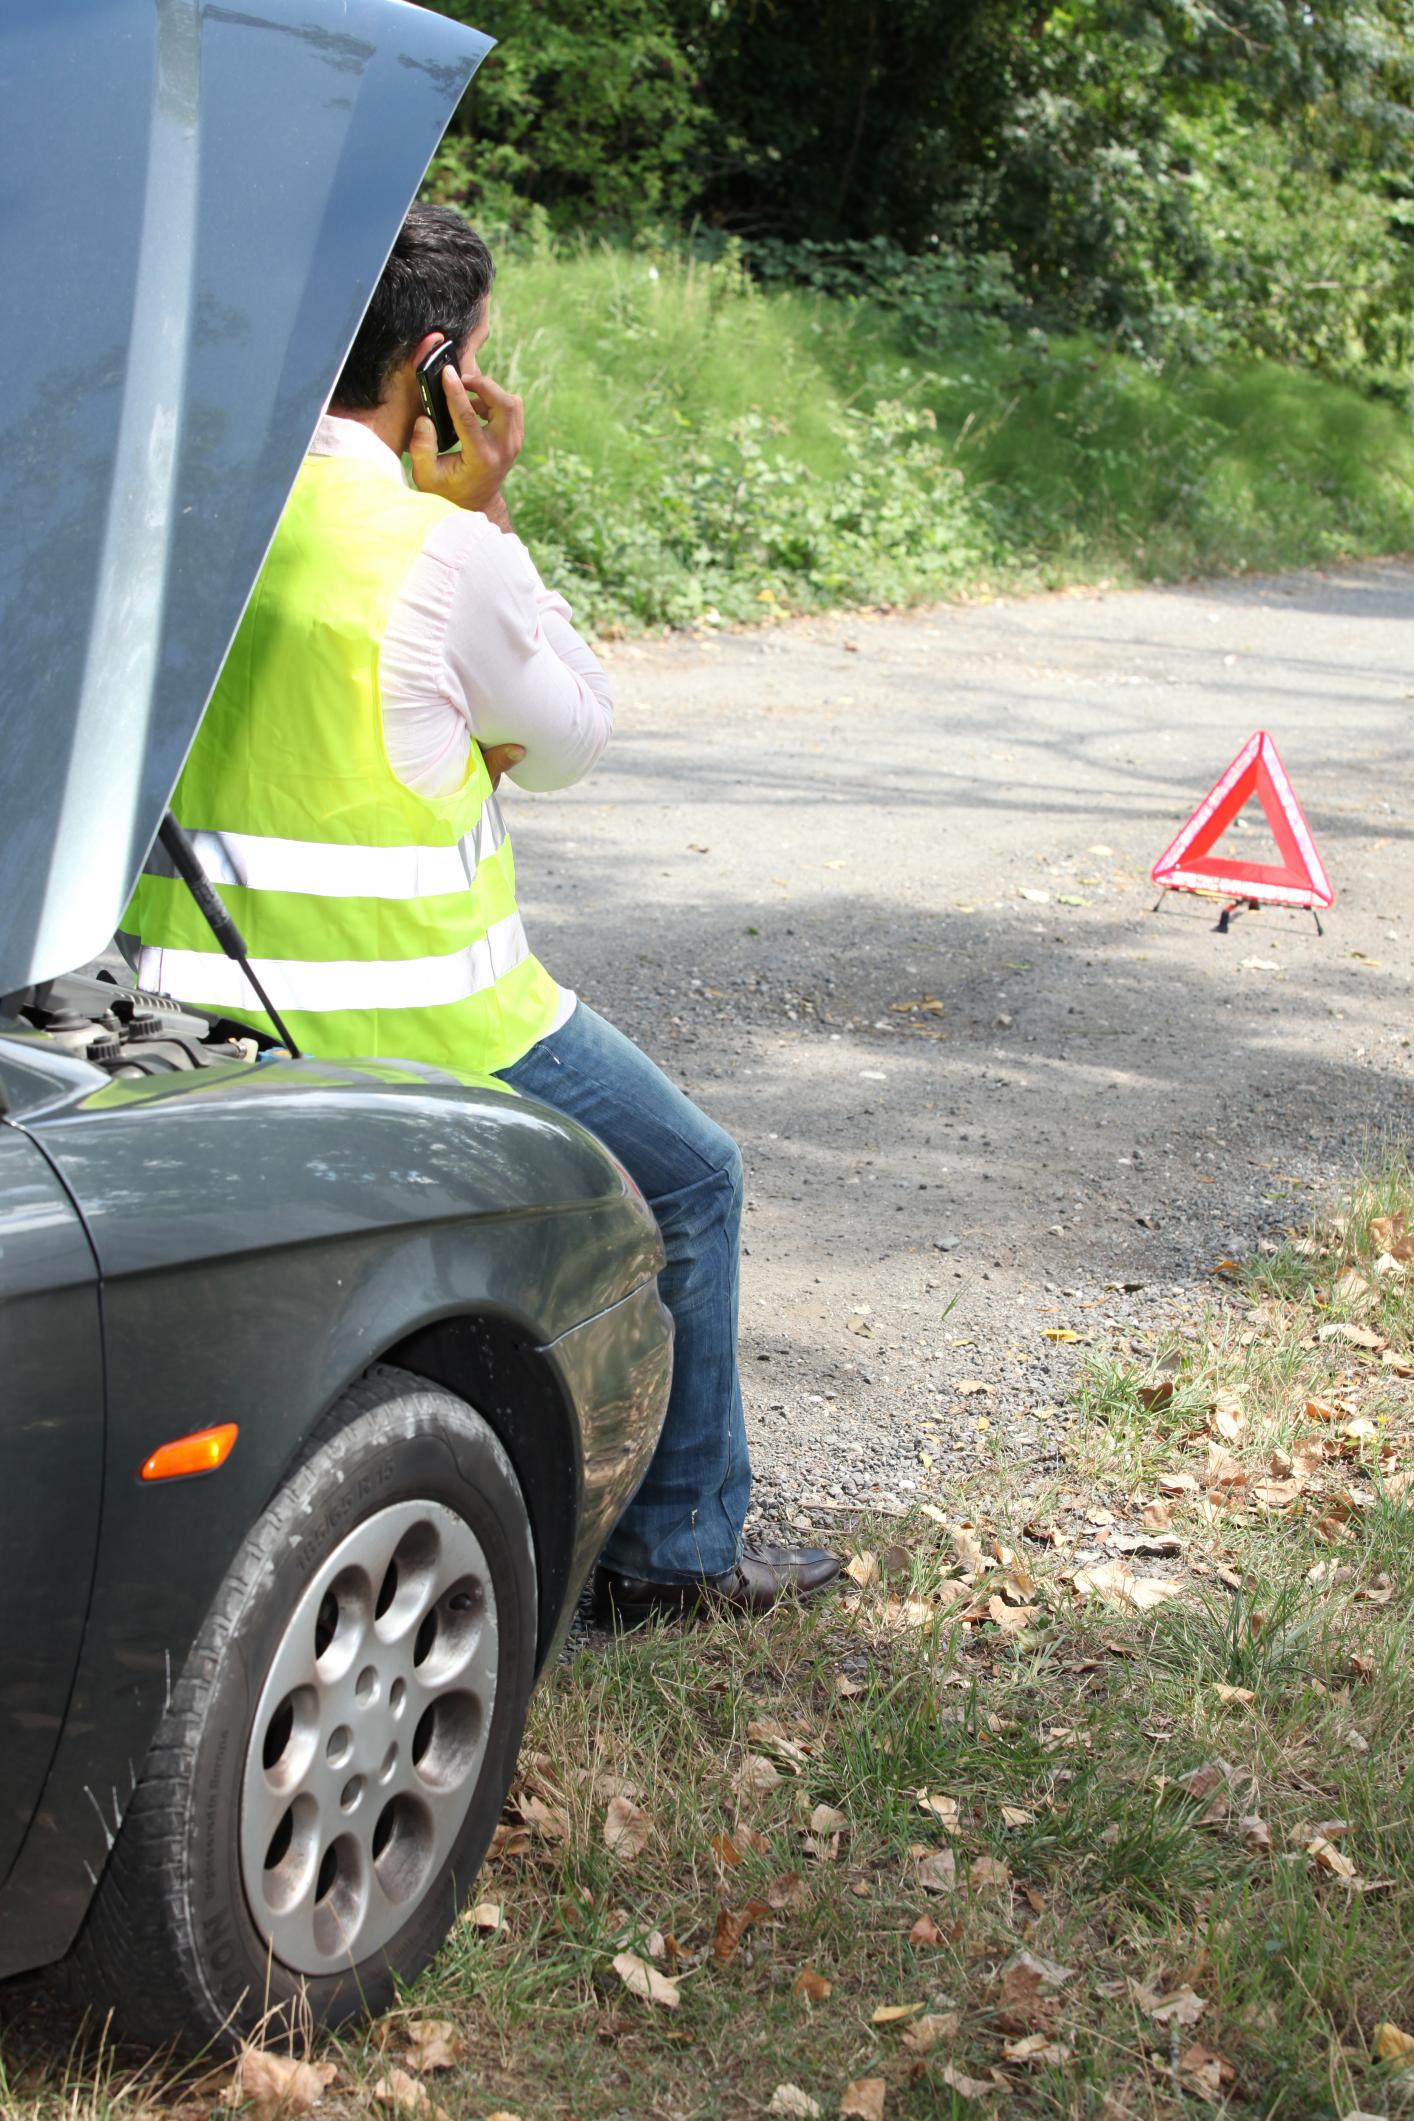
[125,455,561,1073]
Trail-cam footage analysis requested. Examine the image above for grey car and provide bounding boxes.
[0,0,670,2050]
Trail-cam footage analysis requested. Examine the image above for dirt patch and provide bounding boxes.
[508,562,1414,1527]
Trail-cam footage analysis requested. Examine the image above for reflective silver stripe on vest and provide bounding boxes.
[134,909,531,1015]
[143,804,507,900]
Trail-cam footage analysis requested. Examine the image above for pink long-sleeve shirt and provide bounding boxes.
[308,414,614,1031]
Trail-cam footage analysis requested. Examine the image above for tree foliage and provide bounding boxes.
[421,0,1414,384]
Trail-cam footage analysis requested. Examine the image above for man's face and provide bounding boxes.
[459,294,493,379]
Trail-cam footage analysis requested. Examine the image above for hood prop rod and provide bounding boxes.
[157,813,301,1057]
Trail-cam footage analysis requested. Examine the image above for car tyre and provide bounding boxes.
[70,1365,537,2049]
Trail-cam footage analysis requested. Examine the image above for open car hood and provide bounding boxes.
[0,0,490,994]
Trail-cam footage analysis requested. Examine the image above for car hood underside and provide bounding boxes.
[0,0,490,996]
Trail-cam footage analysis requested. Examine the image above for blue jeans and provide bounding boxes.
[495,1003,751,1584]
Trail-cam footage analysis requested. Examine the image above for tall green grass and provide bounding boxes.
[491,241,1414,632]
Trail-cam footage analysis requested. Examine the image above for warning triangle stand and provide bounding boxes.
[1150,730,1332,933]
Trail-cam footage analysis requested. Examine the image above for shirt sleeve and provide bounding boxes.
[392,509,613,798]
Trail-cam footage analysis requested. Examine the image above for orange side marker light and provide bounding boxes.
[139,1422,239,1483]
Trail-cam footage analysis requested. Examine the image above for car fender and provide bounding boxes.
[0,1057,663,1977]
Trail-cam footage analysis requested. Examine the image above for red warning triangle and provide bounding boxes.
[1151,730,1333,910]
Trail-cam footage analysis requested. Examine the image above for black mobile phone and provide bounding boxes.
[415,338,461,453]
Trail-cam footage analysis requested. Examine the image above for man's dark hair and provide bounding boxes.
[331,204,494,411]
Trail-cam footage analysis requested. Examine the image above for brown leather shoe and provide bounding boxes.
[595,1542,842,1628]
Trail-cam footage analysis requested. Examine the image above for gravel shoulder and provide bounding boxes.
[507,560,1414,1529]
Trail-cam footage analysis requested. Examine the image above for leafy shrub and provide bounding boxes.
[425,0,705,229]
[420,0,1414,391]
[514,402,994,633]
[491,239,1414,634]
[740,237,1028,356]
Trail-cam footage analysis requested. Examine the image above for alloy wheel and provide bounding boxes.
[239,1498,499,1972]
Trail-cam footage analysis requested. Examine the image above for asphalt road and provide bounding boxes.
[507,559,1414,1526]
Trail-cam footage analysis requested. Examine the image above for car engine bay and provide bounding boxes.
[1,969,268,1078]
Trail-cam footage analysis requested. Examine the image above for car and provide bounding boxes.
[0,0,671,2052]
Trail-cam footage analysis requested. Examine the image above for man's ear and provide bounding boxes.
[408,330,449,374]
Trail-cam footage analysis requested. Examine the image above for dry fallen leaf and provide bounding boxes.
[603,1794,652,1860]
[1214,1684,1255,1706]
[999,1805,1035,1829]
[988,1594,1040,1634]
[1134,1982,1206,2027]
[1205,1443,1247,1488]
[1318,1322,1386,1351]
[939,2064,996,2099]
[516,1792,569,1841]
[369,2072,438,2117]
[909,1913,945,1946]
[839,2079,885,2121]
[845,1550,879,1589]
[768,2089,823,2119]
[1373,2020,1414,2067]
[793,1965,832,2003]
[712,1900,770,1964]
[1003,2033,1071,2065]
[766,1869,809,1910]
[1307,1835,1358,1880]
[612,1950,680,2009]
[748,1723,813,1768]
[902,2011,961,2053]
[1073,1558,1184,1611]
[1172,1761,1231,1825]
[226,2051,338,2118]
[916,1848,957,1894]
[1212,1402,1245,1445]
[738,1753,781,1795]
[951,1524,985,1573]
[809,1803,849,1834]
[1042,1327,1081,1342]
[402,2021,465,2074]
[1240,1814,1273,1852]
[1002,1948,1074,1993]
[464,1900,503,1932]
[969,1855,1010,1891]
[712,1825,771,1866]
[1179,2043,1236,2099]
[916,1789,960,1828]
[872,2003,924,2025]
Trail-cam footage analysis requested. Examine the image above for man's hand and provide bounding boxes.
[410,365,524,519]
[479,742,526,790]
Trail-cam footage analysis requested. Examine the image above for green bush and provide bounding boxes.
[422,0,1414,390]
[491,239,1414,634]
[425,0,705,229]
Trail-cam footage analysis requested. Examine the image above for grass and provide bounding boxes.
[4,1163,1413,2117]
[487,241,1414,634]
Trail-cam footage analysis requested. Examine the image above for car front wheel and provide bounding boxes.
[73,1365,538,2049]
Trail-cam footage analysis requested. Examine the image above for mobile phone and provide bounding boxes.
[415,337,461,454]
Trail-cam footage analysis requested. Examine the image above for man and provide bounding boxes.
[126,205,839,1624]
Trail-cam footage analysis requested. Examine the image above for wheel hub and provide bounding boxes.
[238,1499,498,1973]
